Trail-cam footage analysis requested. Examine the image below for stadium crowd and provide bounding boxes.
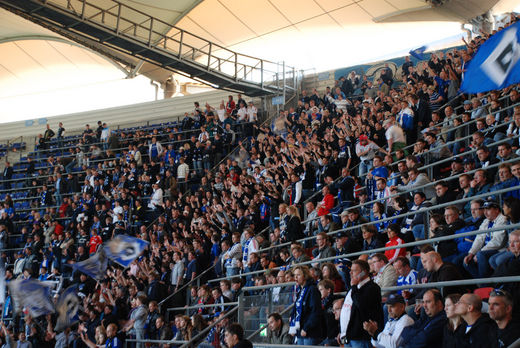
[1,11,520,348]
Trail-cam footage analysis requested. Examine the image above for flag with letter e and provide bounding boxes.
[105,235,149,268]
[461,22,520,93]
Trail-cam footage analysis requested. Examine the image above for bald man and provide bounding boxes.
[454,293,497,347]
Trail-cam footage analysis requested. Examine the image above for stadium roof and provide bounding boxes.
[0,0,518,123]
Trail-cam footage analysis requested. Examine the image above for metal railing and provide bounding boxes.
[209,182,520,282]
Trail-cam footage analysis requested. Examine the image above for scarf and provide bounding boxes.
[289,284,308,335]
[242,238,252,263]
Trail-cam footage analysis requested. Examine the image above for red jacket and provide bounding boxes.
[385,236,406,263]
[317,193,334,216]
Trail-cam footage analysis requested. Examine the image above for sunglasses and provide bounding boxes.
[490,288,509,297]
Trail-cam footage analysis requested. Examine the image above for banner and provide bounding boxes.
[73,247,108,280]
[8,279,54,317]
[55,286,81,331]
[105,235,149,268]
[461,22,520,93]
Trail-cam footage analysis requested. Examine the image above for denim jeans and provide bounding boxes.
[296,336,320,345]
[412,224,425,240]
[464,249,498,279]
[358,160,373,178]
[489,251,513,270]
[349,339,372,348]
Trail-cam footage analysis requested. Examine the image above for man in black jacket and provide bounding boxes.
[339,259,383,347]
[488,289,520,347]
[493,230,520,318]
[400,289,447,348]
[454,293,497,348]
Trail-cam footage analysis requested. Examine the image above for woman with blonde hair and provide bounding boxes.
[285,205,304,242]
[288,265,324,345]
[79,325,106,348]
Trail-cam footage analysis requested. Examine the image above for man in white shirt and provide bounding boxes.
[463,199,508,278]
[148,183,163,210]
[356,134,387,177]
[383,117,406,154]
[176,157,190,193]
[247,101,257,123]
[363,293,414,348]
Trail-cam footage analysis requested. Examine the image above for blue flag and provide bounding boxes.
[55,286,81,331]
[461,22,520,93]
[105,235,149,268]
[73,247,108,280]
[8,278,55,317]
[409,46,427,60]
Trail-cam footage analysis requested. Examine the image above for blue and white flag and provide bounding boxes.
[55,286,81,331]
[461,22,520,93]
[105,235,149,268]
[8,278,55,317]
[409,45,427,60]
[73,247,108,280]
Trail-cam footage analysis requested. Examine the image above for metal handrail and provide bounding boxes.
[382,276,520,292]
[167,301,238,312]
[157,262,217,311]
[179,305,239,348]
[297,135,519,232]
[247,303,295,341]
[208,185,520,282]
[386,98,520,166]
[40,0,295,86]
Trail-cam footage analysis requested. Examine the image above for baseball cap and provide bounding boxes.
[336,231,348,238]
[483,200,500,209]
[463,100,472,105]
[386,293,405,305]
[452,157,463,164]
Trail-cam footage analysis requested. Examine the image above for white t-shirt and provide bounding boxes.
[385,125,406,144]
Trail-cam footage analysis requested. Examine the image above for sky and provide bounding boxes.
[0,2,519,124]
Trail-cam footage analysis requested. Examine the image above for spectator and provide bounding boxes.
[311,232,335,264]
[384,224,406,264]
[400,289,447,348]
[363,293,414,348]
[394,256,418,303]
[492,230,520,316]
[288,265,324,345]
[266,312,291,345]
[442,293,463,348]
[224,323,252,348]
[339,259,383,348]
[488,289,520,347]
[464,200,508,279]
[454,293,497,347]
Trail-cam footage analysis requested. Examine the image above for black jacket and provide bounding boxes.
[456,314,497,348]
[493,255,520,319]
[285,216,304,242]
[346,279,384,341]
[290,279,324,339]
[401,310,447,348]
